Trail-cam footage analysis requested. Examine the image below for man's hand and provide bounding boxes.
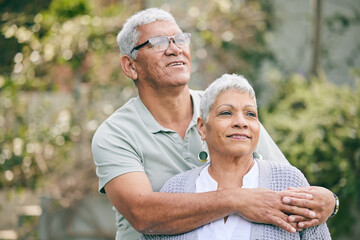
[282,186,335,229]
[235,188,316,233]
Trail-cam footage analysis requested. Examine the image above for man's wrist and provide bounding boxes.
[330,193,339,217]
[229,188,248,215]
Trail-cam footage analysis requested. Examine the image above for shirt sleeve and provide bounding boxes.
[255,122,290,164]
[91,120,145,194]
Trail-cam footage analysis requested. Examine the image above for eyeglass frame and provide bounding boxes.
[130,32,191,54]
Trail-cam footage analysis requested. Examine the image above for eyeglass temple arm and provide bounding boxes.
[130,40,149,53]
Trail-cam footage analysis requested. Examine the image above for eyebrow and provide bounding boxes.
[215,104,257,109]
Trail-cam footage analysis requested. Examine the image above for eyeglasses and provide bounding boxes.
[130,33,191,54]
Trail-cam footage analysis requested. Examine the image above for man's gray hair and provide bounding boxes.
[200,73,257,122]
[117,8,177,60]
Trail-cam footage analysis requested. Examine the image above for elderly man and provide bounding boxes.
[92,8,337,240]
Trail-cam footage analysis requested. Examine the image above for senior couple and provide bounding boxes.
[92,8,335,239]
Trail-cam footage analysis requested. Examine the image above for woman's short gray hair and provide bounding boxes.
[116,8,177,60]
[200,73,257,122]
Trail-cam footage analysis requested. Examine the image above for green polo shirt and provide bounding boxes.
[92,90,205,240]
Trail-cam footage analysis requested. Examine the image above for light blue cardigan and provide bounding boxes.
[141,159,331,240]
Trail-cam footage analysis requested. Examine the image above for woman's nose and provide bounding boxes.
[232,114,248,128]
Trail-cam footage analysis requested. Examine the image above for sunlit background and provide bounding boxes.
[0,0,359,239]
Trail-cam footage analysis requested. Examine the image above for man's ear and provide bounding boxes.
[197,117,207,140]
[120,55,138,80]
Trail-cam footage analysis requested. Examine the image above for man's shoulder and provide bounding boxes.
[189,89,204,115]
[189,89,204,98]
[92,97,143,142]
[107,97,140,122]
[99,97,141,126]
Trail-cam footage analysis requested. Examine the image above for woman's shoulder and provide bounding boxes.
[257,158,301,173]
[256,159,309,189]
[160,165,206,193]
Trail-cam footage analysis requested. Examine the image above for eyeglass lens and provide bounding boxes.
[149,33,190,52]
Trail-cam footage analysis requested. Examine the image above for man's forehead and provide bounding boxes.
[137,20,181,37]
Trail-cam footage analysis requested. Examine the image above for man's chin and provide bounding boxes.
[171,74,190,85]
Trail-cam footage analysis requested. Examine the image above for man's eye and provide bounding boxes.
[152,41,167,51]
[175,38,186,44]
[150,37,167,47]
[153,43,163,50]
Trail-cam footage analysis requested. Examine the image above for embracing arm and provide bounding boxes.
[105,172,316,235]
[105,172,231,234]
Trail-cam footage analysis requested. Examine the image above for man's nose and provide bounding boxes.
[165,39,182,55]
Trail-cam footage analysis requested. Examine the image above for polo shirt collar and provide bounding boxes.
[134,90,200,134]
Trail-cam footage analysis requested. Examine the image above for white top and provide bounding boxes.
[196,161,259,240]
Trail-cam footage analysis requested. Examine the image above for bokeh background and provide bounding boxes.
[0,0,359,239]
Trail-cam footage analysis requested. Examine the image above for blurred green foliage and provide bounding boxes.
[261,73,360,237]
[179,0,275,91]
[49,0,90,20]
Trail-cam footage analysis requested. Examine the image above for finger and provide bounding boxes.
[282,197,314,208]
[281,191,313,200]
[288,215,309,223]
[286,186,315,193]
[297,219,320,229]
[289,221,299,231]
[270,216,297,233]
[281,205,316,219]
[288,216,309,231]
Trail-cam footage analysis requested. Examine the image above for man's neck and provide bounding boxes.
[139,85,193,139]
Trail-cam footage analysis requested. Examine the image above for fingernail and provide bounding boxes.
[306,194,313,199]
[288,216,294,222]
[283,197,290,203]
[310,211,316,218]
[298,222,304,228]
[291,227,296,233]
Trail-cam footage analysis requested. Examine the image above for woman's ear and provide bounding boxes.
[120,55,138,80]
[197,117,207,140]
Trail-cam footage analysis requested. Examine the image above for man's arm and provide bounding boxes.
[105,171,316,235]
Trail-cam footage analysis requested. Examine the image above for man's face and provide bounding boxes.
[134,20,192,89]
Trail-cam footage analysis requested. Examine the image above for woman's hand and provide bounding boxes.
[234,188,315,233]
[282,186,335,228]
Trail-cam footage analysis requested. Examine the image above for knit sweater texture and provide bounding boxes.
[141,159,331,240]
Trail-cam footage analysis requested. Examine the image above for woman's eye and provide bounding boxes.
[247,112,257,117]
[219,111,232,116]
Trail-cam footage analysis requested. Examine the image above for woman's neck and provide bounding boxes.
[208,155,255,190]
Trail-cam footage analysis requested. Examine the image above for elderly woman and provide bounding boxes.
[142,73,331,240]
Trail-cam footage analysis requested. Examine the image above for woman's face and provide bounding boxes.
[198,89,260,159]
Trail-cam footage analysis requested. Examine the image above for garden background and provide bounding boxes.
[0,0,359,239]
